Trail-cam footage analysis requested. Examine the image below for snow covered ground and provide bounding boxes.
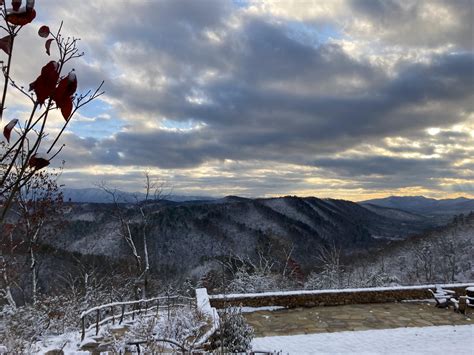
[252,325,474,355]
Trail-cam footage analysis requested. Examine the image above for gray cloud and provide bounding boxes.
[27,0,473,197]
[348,0,473,49]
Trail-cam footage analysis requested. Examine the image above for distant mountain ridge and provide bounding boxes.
[360,195,474,217]
[62,187,216,203]
[63,189,474,217]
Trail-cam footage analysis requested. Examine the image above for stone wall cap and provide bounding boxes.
[209,283,474,300]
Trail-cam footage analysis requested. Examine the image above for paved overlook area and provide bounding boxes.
[244,301,474,337]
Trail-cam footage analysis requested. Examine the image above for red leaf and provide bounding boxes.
[40,60,59,80]
[29,154,50,170]
[45,38,53,55]
[60,96,73,120]
[6,8,36,26]
[67,72,77,94]
[38,25,49,38]
[11,0,21,11]
[52,72,77,119]
[52,78,69,103]
[3,118,18,143]
[0,35,12,55]
[53,72,77,101]
[30,60,59,104]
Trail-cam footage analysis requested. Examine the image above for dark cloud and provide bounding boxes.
[32,0,474,197]
[63,51,472,170]
[349,0,473,49]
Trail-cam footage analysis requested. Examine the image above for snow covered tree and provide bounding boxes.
[212,307,254,352]
[10,165,63,304]
[306,243,345,289]
[414,243,435,282]
[0,209,17,308]
[99,172,168,299]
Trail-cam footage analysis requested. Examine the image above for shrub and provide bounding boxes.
[212,307,254,352]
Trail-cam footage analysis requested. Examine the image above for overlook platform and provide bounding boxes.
[244,301,473,337]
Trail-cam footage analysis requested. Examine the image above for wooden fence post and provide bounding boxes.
[167,293,170,320]
[81,316,85,341]
[96,309,100,335]
[120,304,125,324]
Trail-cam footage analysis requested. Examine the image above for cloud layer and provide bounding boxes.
[3,0,473,199]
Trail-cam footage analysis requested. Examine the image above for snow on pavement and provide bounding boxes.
[252,325,474,355]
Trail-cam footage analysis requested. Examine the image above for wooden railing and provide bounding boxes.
[80,295,195,341]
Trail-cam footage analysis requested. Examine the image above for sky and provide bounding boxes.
[3,0,474,200]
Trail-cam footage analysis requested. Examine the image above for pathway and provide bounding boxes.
[244,301,473,337]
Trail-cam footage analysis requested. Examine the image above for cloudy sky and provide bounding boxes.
[4,0,474,200]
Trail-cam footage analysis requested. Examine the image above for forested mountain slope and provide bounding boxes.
[349,212,474,284]
[50,196,440,279]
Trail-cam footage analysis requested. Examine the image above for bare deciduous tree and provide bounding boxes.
[99,172,168,298]
[11,165,63,304]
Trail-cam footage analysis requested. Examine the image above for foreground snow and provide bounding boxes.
[252,325,474,355]
[29,331,86,355]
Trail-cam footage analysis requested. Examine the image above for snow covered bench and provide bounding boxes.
[428,286,456,308]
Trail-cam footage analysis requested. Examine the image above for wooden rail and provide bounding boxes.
[80,295,195,341]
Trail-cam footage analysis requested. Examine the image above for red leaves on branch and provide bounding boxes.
[52,72,77,120]
[29,63,79,118]
[3,118,18,143]
[38,25,49,38]
[29,61,59,104]
[0,35,12,55]
[45,38,53,55]
[6,0,36,26]
[28,154,50,170]
[6,9,36,26]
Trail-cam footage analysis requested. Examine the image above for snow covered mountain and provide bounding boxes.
[360,196,474,217]
[47,196,442,282]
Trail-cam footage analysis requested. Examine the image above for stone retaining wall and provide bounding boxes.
[209,283,474,309]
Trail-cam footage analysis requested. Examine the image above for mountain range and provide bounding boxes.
[361,195,474,217]
[61,187,215,204]
[62,188,474,216]
[46,194,463,283]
